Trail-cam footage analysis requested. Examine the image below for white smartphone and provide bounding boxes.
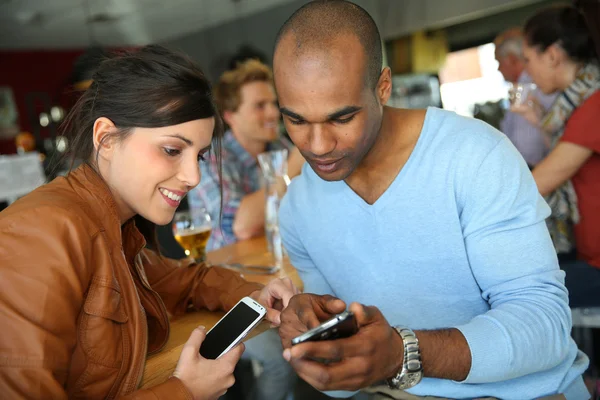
[199,296,266,359]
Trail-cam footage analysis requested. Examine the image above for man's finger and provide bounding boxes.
[298,307,321,329]
[289,334,366,362]
[324,297,346,314]
[349,303,379,327]
[279,318,309,348]
[182,325,206,357]
[289,356,368,392]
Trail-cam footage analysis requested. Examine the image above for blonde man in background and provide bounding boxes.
[189,59,304,250]
[188,59,303,400]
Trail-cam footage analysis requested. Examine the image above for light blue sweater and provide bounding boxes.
[279,108,589,399]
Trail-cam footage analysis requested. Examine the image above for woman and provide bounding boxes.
[513,5,600,308]
[0,45,298,399]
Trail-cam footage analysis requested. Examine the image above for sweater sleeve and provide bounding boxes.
[455,137,572,383]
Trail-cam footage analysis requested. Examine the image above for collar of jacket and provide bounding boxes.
[67,163,147,261]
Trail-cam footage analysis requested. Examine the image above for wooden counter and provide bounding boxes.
[141,236,300,389]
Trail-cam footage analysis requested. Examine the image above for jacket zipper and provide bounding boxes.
[131,251,171,388]
[118,249,150,395]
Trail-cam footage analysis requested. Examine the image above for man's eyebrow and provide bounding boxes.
[327,106,362,120]
[279,106,362,121]
[280,107,305,120]
[164,134,193,146]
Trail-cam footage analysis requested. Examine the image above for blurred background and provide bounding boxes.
[0,0,571,161]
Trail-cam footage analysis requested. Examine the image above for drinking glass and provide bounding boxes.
[258,149,289,270]
[172,208,212,262]
[508,82,537,106]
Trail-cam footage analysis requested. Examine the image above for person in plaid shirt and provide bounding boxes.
[188,59,304,400]
[188,59,304,251]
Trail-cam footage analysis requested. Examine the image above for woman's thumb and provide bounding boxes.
[182,325,206,357]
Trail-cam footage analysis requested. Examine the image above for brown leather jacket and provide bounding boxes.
[0,165,263,399]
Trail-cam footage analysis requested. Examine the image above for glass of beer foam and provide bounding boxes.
[172,208,212,261]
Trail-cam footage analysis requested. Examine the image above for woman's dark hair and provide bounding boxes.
[56,44,223,251]
[524,4,597,63]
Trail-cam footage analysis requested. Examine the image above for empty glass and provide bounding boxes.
[258,149,289,270]
[508,82,537,106]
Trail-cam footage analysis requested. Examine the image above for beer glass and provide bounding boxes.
[172,208,212,262]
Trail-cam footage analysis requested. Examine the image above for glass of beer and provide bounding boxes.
[172,208,212,262]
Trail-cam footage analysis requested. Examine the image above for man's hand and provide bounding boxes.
[250,278,300,326]
[278,293,346,348]
[282,302,404,392]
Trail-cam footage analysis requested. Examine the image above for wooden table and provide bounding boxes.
[141,236,301,389]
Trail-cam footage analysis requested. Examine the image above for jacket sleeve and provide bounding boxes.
[140,249,263,315]
[0,206,92,399]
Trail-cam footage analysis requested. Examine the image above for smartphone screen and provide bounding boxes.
[200,302,262,359]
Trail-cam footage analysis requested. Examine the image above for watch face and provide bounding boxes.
[399,371,423,389]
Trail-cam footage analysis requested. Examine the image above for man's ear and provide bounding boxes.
[222,110,236,129]
[92,117,118,162]
[377,67,392,105]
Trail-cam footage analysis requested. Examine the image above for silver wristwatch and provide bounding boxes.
[387,326,423,390]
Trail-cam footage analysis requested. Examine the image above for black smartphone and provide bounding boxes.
[291,310,358,345]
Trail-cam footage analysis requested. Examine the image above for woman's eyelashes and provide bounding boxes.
[164,147,208,162]
[163,147,181,157]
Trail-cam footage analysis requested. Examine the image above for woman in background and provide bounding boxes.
[513,4,600,308]
[0,45,298,399]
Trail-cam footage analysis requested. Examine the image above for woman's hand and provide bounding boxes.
[173,326,244,400]
[250,278,301,326]
[510,95,545,126]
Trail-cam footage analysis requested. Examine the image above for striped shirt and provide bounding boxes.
[500,71,558,166]
[188,130,293,250]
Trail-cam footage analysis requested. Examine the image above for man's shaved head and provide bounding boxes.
[274,0,382,89]
[272,0,391,182]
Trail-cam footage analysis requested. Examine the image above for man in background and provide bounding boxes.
[188,59,303,400]
[188,59,304,250]
[494,27,557,168]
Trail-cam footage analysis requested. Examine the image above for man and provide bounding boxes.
[494,28,557,168]
[274,1,589,399]
[188,60,303,400]
[188,59,304,250]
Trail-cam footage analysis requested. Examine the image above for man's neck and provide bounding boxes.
[345,107,426,205]
[514,64,526,83]
[231,128,267,159]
